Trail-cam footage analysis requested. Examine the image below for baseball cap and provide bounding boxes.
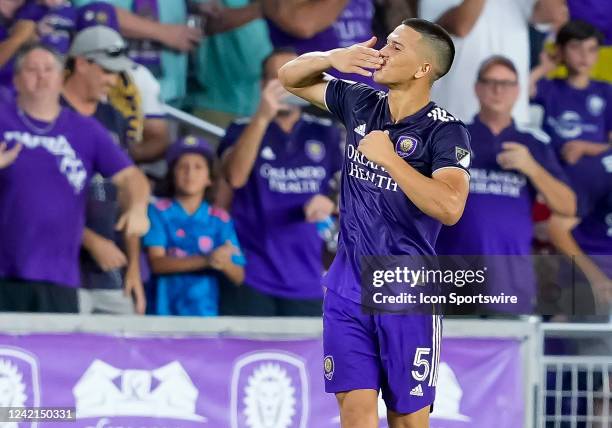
[69,26,133,72]
[166,136,215,166]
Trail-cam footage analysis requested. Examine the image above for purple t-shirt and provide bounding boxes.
[567,0,612,45]
[436,117,568,309]
[16,1,77,54]
[0,102,132,287]
[567,150,612,277]
[533,79,612,158]
[267,0,379,87]
[323,79,472,304]
[218,114,342,299]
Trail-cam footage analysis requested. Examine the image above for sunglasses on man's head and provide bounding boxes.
[87,46,128,57]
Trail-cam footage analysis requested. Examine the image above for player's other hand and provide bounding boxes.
[210,240,240,271]
[304,194,335,222]
[256,79,290,121]
[358,130,395,166]
[497,142,538,176]
[328,36,384,77]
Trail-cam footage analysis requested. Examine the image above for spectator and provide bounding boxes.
[143,136,245,316]
[0,44,149,313]
[74,0,203,104]
[219,49,342,316]
[62,26,147,314]
[188,0,271,129]
[548,150,612,315]
[531,20,611,166]
[0,0,31,90]
[546,0,612,83]
[419,0,559,124]
[263,0,380,87]
[436,56,575,313]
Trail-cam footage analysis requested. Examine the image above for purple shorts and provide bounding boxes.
[323,289,442,414]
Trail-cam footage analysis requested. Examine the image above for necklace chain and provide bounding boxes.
[17,107,58,134]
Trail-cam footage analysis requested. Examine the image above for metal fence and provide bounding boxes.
[539,323,612,428]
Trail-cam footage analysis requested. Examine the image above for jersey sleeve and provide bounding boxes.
[142,202,168,248]
[324,78,379,125]
[430,122,472,175]
[217,122,246,158]
[529,137,570,185]
[532,78,552,106]
[218,219,247,266]
[91,117,132,178]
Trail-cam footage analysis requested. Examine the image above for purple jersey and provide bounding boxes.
[436,117,567,309]
[267,0,379,87]
[323,79,472,304]
[0,102,131,287]
[567,150,612,277]
[533,79,612,157]
[16,1,77,54]
[218,114,342,299]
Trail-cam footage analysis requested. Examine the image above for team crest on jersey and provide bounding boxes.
[305,140,326,162]
[587,94,605,116]
[323,356,334,380]
[455,147,471,168]
[396,136,419,158]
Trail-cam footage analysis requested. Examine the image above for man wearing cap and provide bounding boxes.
[435,55,575,313]
[0,43,150,313]
[62,25,148,314]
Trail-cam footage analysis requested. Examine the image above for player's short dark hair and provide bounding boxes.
[14,43,65,73]
[556,20,604,48]
[477,55,518,81]
[401,18,455,81]
[262,47,298,79]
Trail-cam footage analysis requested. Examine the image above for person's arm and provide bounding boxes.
[0,20,36,68]
[222,80,286,188]
[196,1,262,35]
[82,228,127,271]
[548,214,612,306]
[529,50,557,98]
[357,130,470,225]
[114,6,201,52]
[129,118,170,163]
[112,166,151,236]
[435,0,486,38]
[262,0,349,39]
[561,139,612,165]
[278,36,383,109]
[147,246,211,274]
[496,142,576,216]
[124,234,146,314]
[209,240,244,285]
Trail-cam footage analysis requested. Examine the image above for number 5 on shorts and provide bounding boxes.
[411,347,431,382]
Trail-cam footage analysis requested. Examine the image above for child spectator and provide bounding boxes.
[531,20,612,166]
[143,136,245,316]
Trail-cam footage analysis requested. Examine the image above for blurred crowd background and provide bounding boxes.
[0,0,610,322]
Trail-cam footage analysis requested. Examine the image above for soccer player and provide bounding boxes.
[279,18,471,428]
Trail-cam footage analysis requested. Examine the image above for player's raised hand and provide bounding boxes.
[357,130,395,166]
[0,142,21,169]
[328,36,384,77]
[497,142,538,176]
[256,79,290,121]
